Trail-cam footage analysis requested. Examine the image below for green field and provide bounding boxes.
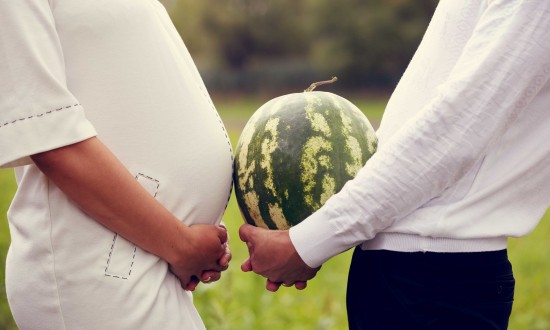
[0,96,548,329]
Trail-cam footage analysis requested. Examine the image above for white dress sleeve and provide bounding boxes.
[0,0,96,168]
[290,0,550,267]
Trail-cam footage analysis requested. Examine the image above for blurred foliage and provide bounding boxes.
[168,0,438,92]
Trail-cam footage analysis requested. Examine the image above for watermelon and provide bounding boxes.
[233,78,377,230]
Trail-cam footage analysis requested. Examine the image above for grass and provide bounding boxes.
[0,95,548,329]
[0,168,16,330]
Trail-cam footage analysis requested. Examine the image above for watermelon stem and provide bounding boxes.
[305,76,338,92]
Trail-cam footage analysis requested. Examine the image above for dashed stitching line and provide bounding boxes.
[135,173,160,198]
[1,104,80,128]
[197,84,234,208]
[104,239,137,280]
[104,173,159,280]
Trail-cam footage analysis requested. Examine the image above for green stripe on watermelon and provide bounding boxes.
[234,78,377,230]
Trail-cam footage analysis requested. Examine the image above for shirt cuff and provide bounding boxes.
[289,208,353,268]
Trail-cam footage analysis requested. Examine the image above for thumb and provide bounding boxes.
[239,223,255,243]
[239,225,256,273]
[216,225,228,244]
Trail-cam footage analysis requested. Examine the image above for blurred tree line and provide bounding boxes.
[166,0,438,93]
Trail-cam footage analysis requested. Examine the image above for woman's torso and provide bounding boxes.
[6,1,233,328]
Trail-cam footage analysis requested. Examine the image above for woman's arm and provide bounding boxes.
[31,137,228,289]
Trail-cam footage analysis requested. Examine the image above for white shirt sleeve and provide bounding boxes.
[290,0,550,268]
[0,0,96,168]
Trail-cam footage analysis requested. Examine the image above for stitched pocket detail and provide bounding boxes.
[104,173,160,279]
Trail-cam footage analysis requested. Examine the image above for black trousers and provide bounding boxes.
[347,248,515,330]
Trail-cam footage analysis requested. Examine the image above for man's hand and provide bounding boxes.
[239,224,320,292]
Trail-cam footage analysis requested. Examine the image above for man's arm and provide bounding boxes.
[240,0,550,286]
[289,0,550,268]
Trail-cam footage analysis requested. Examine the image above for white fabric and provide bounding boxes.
[290,0,550,268]
[1,0,233,329]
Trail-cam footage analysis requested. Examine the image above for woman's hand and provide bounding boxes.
[184,230,232,291]
[166,223,229,290]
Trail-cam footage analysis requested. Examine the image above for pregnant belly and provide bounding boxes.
[126,116,233,226]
